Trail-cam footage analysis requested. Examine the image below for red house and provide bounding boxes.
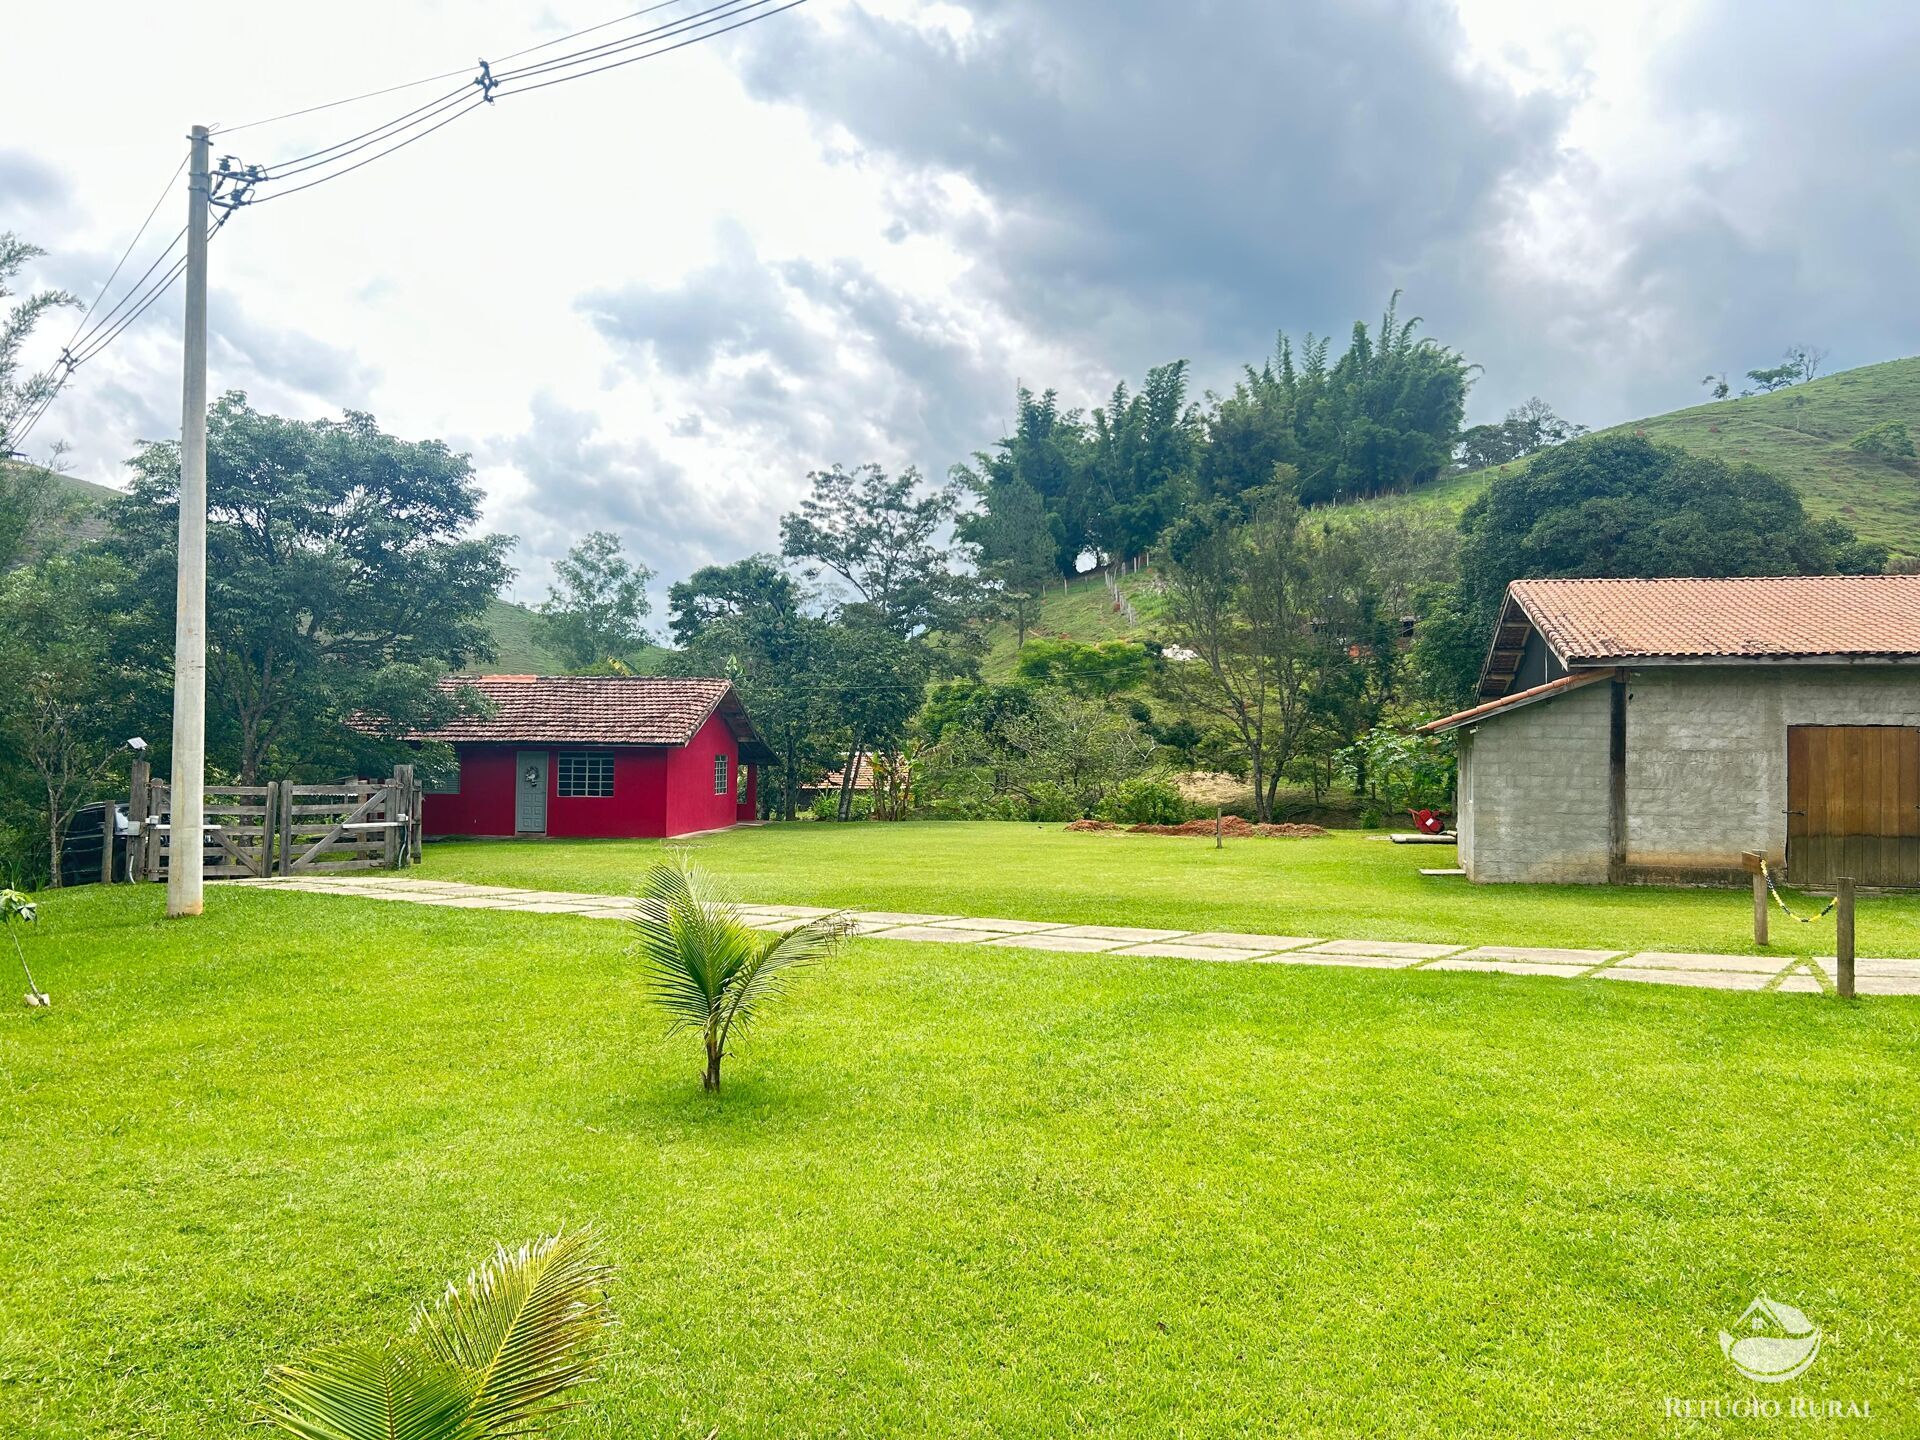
[413,675,772,839]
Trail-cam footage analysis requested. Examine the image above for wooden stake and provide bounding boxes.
[1215,806,1223,849]
[1836,877,1855,999]
[127,760,150,883]
[1744,852,1767,946]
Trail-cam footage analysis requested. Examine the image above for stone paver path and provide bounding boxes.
[229,875,1920,997]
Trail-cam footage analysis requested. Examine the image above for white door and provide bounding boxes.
[515,750,548,834]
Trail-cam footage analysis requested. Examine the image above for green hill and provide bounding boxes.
[979,566,1170,680]
[1366,355,1920,561]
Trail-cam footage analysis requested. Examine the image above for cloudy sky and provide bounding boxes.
[6,0,1917,601]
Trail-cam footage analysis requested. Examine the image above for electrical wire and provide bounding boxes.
[66,223,189,356]
[241,95,492,205]
[214,67,476,137]
[492,0,700,65]
[492,0,771,82]
[495,0,806,95]
[57,154,189,356]
[256,82,475,177]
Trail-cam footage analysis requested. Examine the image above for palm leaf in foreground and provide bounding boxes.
[261,1229,612,1440]
[628,857,850,1091]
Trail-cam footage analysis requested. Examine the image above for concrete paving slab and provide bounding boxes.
[509,900,615,914]
[1424,957,1591,977]
[748,918,808,933]
[743,904,836,918]
[418,896,517,909]
[865,925,1003,944]
[1619,951,1784,974]
[1112,942,1281,962]
[1304,939,1463,960]
[926,916,1067,934]
[1044,924,1190,943]
[1448,945,1621,966]
[1180,932,1318,951]
[853,911,961,925]
[985,933,1125,953]
[1853,974,1920,997]
[1810,956,1920,977]
[1261,952,1417,970]
[1600,967,1775,991]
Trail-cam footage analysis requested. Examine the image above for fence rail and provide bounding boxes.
[125,762,421,882]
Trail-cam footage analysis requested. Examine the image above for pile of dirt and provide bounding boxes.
[1064,818,1123,832]
[1126,816,1330,839]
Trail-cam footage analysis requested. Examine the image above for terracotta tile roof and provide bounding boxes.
[1510,576,1920,663]
[414,675,743,748]
[1422,669,1619,734]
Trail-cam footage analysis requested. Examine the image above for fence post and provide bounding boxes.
[1215,806,1224,849]
[262,781,279,877]
[143,780,167,884]
[278,783,294,876]
[1744,851,1767,946]
[410,776,424,864]
[1836,877,1856,999]
[127,760,150,883]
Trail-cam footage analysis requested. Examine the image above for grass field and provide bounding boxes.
[6,881,1919,1438]
[416,822,1920,958]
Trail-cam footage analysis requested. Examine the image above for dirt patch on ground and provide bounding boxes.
[1128,816,1330,839]
[1064,816,1329,838]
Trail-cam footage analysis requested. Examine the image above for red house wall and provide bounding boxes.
[736,764,758,823]
[663,711,744,836]
[422,722,745,840]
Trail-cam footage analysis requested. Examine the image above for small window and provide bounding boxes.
[714,754,730,796]
[557,752,614,798]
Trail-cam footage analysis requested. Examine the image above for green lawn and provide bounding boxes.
[416,822,1920,958]
[5,883,1919,1437]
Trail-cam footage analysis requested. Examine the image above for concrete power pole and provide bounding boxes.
[166,125,211,918]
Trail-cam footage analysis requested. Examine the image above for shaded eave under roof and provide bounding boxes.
[1423,668,1620,734]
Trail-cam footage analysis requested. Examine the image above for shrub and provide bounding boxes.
[810,792,874,821]
[1099,778,1188,826]
[1022,782,1079,823]
[1849,420,1916,460]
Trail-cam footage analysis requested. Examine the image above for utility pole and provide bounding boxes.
[166,125,211,918]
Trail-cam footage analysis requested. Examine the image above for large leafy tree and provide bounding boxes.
[952,387,1089,574]
[1420,432,1888,704]
[956,476,1057,649]
[534,529,652,669]
[668,555,835,820]
[0,552,147,885]
[1160,486,1389,820]
[112,393,514,781]
[1084,361,1200,562]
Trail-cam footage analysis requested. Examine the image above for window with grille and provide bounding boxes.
[714,754,730,795]
[557,752,614,798]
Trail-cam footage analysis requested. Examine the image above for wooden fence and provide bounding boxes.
[126,761,422,882]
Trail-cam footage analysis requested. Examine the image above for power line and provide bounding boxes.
[256,83,474,177]
[493,0,772,82]
[67,223,188,356]
[493,0,701,65]
[58,154,189,356]
[241,95,492,205]
[497,0,806,95]
[214,68,475,138]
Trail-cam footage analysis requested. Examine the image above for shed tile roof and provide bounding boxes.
[415,675,744,748]
[1422,669,1618,734]
[1511,576,1920,663]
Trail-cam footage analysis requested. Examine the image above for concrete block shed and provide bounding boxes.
[1425,577,1920,886]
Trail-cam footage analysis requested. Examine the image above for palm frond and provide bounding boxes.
[718,911,853,1045]
[412,1229,614,1437]
[629,859,756,1032]
[261,1339,475,1440]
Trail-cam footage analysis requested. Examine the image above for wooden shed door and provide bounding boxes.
[1787,726,1920,888]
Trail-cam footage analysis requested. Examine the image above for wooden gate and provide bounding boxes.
[129,775,280,881]
[278,767,420,876]
[127,764,422,883]
[1787,725,1920,888]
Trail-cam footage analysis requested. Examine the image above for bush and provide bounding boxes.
[1849,420,1916,460]
[1022,782,1078,823]
[1099,778,1188,826]
[810,792,874,821]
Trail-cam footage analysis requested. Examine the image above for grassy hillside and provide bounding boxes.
[1367,355,1920,561]
[979,566,1170,680]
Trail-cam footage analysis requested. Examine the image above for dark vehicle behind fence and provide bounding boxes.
[58,802,133,886]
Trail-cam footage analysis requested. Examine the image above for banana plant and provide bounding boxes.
[2,888,47,1007]
[630,857,850,1091]
[262,1229,613,1440]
